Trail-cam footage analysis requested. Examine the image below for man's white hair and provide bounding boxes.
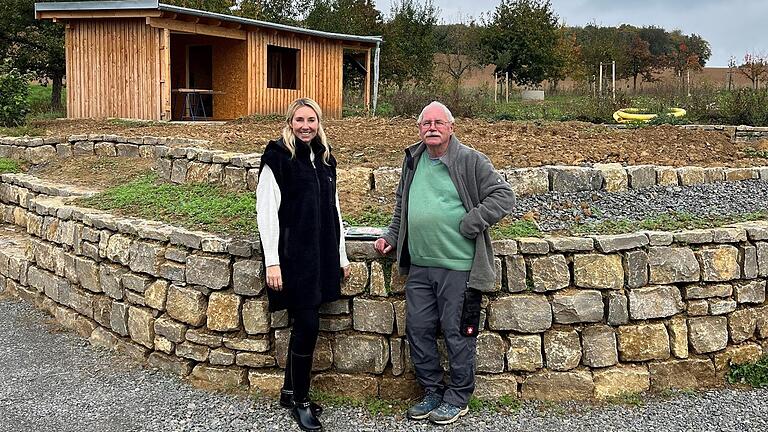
[417,101,455,124]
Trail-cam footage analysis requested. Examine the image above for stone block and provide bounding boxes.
[627,165,656,189]
[593,163,627,192]
[735,280,766,304]
[696,246,740,282]
[144,280,168,311]
[369,261,387,296]
[624,250,649,288]
[714,343,763,373]
[147,352,193,377]
[232,259,263,296]
[505,255,527,293]
[488,294,552,333]
[529,254,569,292]
[75,256,101,293]
[549,166,602,192]
[352,298,394,334]
[506,334,543,372]
[729,308,757,344]
[688,316,728,354]
[551,289,603,324]
[742,245,758,279]
[127,306,155,349]
[110,301,130,336]
[684,283,732,299]
[709,298,737,315]
[607,291,629,325]
[311,373,378,399]
[618,323,670,362]
[476,332,506,373]
[474,375,519,400]
[341,262,368,296]
[206,292,242,331]
[668,317,689,359]
[593,365,650,399]
[582,325,618,368]
[648,247,700,284]
[543,329,581,371]
[573,254,624,289]
[128,241,165,276]
[190,365,247,390]
[186,255,230,290]
[517,237,550,254]
[655,166,678,186]
[628,285,684,320]
[243,299,270,334]
[333,334,388,374]
[521,371,594,401]
[505,167,549,196]
[106,234,132,266]
[649,358,718,391]
[591,233,648,253]
[166,285,208,326]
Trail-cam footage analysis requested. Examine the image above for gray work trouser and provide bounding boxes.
[405,265,476,407]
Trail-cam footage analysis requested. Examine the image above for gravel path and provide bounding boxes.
[2,297,768,432]
[515,179,768,232]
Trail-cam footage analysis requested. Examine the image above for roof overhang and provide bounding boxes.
[35,1,383,45]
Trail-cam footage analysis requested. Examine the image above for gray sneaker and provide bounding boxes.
[406,392,443,420]
[428,401,469,425]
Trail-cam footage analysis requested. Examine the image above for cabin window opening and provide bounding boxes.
[267,45,299,89]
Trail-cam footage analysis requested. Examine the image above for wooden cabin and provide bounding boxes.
[35,1,382,120]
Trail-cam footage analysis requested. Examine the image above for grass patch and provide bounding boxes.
[344,205,392,227]
[572,211,768,235]
[0,158,24,174]
[604,392,645,407]
[467,395,521,413]
[743,147,768,159]
[309,390,407,416]
[107,118,160,127]
[0,124,45,137]
[77,174,257,235]
[728,356,768,388]
[491,218,542,239]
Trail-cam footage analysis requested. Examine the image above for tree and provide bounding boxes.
[433,22,484,87]
[548,26,582,90]
[733,52,768,89]
[303,0,383,35]
[621,27,656,91]
[0,0,65,111]
[379,0,438,87]
[480,0,561,87]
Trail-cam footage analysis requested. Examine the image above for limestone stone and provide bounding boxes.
[311,373,378,399]
[644,230,674,246]
[593,163,627,192]
[247,371,283,396]
[704,167,725,183]
[341,262,368,296]
[372,167,401,197]
[476,332,506,373]
[492,239,518,255]
[352,298,394,334]
[186,328,223,347]
[333,334,388,374]
[581,325,618,368]
[390,337,406,376]
[688,316,728,354]
[121,273,152,293]
[75,257,101,293]
[89,327,119,350]
[684,283,732,299]
[223,336,270,352]
[593,366,650,399]
[729,308,757,344]
[624,250,649,288]
[545,236,594,253]
[110,301,130,336]
[668,317,689,359]
[154,335,174,354]
[607,291,629,325]
[166,285,208,326]
[488,294,552,333]
[674,229,714,244]
[648,247,700,284]
[474,375,519,400]
[369,261,387,296]
[712,227,748,243]
[147,352,193,377]
[627,165,656,189]
[649,358,718,391]
[742,245,758,279]
[390,263,407,294]
[393,299,406,336]
[696,246,740,282]
[210,348,236,366]
[529,254,569,292]
[232,259,263,296]
[725,167,758,181]
[549,166,602,192]
[506,334,543,372]
[628,285,684,320]
[127,306,155,349]
[677,166,706,186]
[521,371,594,401]
[518,237,550,254]
[505,167,549,196]
[551,289,603,324]
[573,254,624,289]
[159,261,185,282]
[106,234,132,266]
[176,341,210,362]
[544,329,581,371]
[714,343,763,373]
[591,233,648,253]
[320,317,352,332]
[127,241,164,276]
[190,365,247,390]
[154,315,187,343]
[186,255,230,290]
[617,324,670,361]
[735,280,766,304]
[243,299,270,334]
[709,298,737,315]
[236,353,276,368]
[144,279,168,311]
[758,242,768,277]
[206,292,242,331]
[505,255,527,293]
[687,299,709,316]
[655,166,679,186]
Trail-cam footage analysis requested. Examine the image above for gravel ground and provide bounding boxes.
[515,179,768,232]
[2,297,768,432]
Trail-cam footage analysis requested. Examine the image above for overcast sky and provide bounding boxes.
[374,0,767,67]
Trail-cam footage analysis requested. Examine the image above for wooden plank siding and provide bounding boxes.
[247,31,345,118]
[66,18,163,120]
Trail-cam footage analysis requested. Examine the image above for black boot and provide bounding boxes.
[289,351,322,431]
[279,389,324,417]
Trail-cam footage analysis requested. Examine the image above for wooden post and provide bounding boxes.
[494,72,497,103]
[505,71,509,103]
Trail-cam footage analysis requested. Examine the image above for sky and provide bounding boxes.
[373,0,767,67]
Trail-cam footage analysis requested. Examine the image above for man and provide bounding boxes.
[374,101,515,425]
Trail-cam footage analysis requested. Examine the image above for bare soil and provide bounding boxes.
[35,117,768,170]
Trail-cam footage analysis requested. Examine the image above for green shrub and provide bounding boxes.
[728,356,768,388]
[0,158,23,174]
[380,84,493,118]
[0,64,30,127]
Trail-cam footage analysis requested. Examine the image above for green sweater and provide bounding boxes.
[407,156,475,271]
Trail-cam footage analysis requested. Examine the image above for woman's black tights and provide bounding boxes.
[283,307,320,403]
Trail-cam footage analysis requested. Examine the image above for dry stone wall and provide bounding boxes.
[3,170,768,401]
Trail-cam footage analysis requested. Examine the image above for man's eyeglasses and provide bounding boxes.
[418,120,450,129]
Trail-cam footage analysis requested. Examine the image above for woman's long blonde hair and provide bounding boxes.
[281,98,331,165]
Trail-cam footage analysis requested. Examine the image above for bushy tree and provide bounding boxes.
[480,0,561,87]
[303,0,382,35]
[434,22,484,87]
[732,52,768,89]
[380,0,438,87]
[0,63,30,126]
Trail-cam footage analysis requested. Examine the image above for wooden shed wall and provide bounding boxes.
[247,32,344,118]
[66,18,162,120]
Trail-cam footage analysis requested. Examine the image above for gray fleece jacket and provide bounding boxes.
[382,135,516,292]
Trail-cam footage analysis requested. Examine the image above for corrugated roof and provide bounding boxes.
[35,1,383,45]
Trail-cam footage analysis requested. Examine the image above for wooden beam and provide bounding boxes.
[38,10,162,20]
[146,17,246,40]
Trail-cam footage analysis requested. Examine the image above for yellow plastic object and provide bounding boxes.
[612,107,686,123]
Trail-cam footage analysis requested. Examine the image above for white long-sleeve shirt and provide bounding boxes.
[256,152,349,268]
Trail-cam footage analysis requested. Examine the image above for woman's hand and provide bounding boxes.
[266,265,283,291]
[342,265,351,282]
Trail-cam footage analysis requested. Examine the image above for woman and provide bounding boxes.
[256,98,350,432]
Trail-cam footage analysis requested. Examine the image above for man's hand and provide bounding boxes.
[342,265,351,281]
[266,265,283,291]
[374,238,393,255]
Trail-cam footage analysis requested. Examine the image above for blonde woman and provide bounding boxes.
[256,98,350,432]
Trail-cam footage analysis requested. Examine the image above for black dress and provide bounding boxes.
[258,137,342,312]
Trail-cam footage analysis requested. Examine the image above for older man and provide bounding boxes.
[374,101,515,425]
